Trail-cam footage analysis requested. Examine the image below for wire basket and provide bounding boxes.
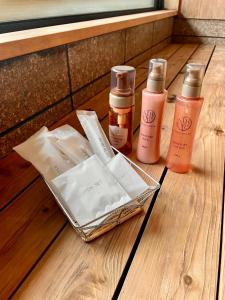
[45,148,160,242]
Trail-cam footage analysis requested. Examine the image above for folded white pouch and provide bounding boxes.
[49,125,93,164]
[76,110,115,164]
[51,154,131,227]
[13,127,74,181]
[107,153,149,199]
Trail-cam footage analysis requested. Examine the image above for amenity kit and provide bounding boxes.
[14,59,204,241]
[14,111,159,241]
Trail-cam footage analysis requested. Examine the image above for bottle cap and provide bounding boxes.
[110,66,136,108]
[147,59,167,93]
[182,63,205,97]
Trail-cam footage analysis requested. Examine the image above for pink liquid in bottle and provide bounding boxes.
[137,59,167,163]
[166,63,205,173]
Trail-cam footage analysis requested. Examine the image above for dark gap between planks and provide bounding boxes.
[112,43,215,299]
[216,162,225,300]
[4,43,196,298]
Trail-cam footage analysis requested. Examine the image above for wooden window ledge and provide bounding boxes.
[0,10,177,61]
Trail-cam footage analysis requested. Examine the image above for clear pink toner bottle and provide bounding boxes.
[137,59,167,163]
[166,63,205,173]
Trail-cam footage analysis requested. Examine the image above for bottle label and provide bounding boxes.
[176,116,192,132]
[143,110,156,124]
[109,125,128,149]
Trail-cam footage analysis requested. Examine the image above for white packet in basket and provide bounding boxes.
[76,110,115,164]
[107,153,149,199]
[51,154,131,227]
[49,125,93,164]
[13,127,74,181]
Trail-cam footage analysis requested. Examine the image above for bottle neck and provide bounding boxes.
[146,78,164,93]
[181,83,201,98]
[109,92,134,108]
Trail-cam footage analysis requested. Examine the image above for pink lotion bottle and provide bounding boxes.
[166,63,205,173]
[137,59,167,163]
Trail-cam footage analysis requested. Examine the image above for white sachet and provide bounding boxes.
[107,153,149,199]
[76,110,115,164]
[13,127,75,181]
[49,125,93,164]
[51,154,131,227]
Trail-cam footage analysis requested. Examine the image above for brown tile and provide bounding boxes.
[0,97,72,158]
[173,18,225,38]
[125,22,153,61]
[173,35,225,45]
[0,46,70,133]
[126,37,171,68]
[68,31,125,92]
[153,17,174,45]
[72,73,110,108]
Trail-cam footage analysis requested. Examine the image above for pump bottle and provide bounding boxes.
[109,66,136,155]
[166,63,205,173]
[137,59,167,163]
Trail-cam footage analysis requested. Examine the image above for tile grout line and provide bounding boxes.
[6,42,193,298]
[0,43,181,217]
[0,39,175,139]
[173,34,225,39]
[0,94,71,138]
[65,44,74,110]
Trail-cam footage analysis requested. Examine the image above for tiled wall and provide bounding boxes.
[0,17,173,158]
[173,18,225,44]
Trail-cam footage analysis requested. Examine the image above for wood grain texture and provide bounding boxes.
[0,43,182,299]
[120,45,225,300]
[0,43,181,210]
[0,115,108,299]
[9,44,198,300]
[0,10,177,61]
[180,0,225,19]
[0,179,66,299]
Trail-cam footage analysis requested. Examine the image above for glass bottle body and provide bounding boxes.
[166,95,203,173]
[109,105,134,155]
[137,88,167,163]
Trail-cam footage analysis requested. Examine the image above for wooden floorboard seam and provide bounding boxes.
[9,222,68,300]
[112,167,168,300]
[0,43,181,213]
[112,43,203,300]
[216,162,225,300]
[2,43,199,299]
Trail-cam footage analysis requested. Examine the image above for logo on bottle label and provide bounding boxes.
[176,116,192,131]
[143,110,156,123]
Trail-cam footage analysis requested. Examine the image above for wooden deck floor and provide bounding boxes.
[0,43,224,300]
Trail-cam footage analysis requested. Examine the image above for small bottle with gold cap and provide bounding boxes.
[109,66,136,155]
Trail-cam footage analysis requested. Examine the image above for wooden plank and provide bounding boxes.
[120,45,225,300]
[0,10,177,61]
[0,179,66,299]
[10,44,198,300]
[0,43,181,210]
